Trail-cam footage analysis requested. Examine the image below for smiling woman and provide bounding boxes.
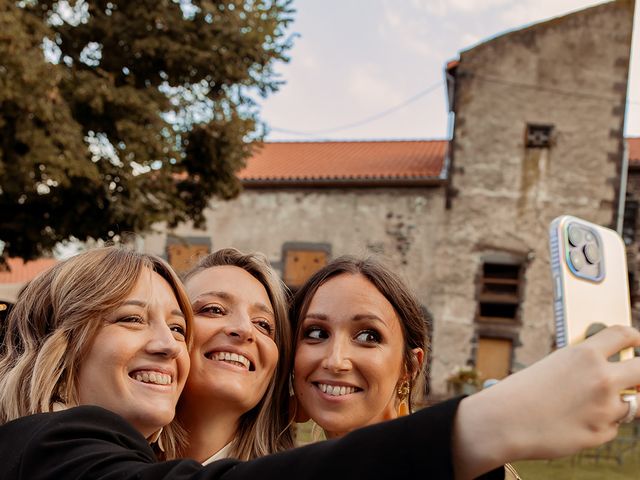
[0,246,192,458]
[290,257,427,439]
[178,248,293,461]
[76,267,190,440]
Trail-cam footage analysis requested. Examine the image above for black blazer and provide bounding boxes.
[0,398,504,479]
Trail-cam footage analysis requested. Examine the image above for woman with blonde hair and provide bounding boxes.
[0,246,192,458]
[177,248,294,461]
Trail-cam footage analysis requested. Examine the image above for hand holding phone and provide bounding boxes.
[549,215,633,360]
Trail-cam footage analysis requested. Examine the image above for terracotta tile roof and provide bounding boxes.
[0,257,57,284]
[629,138,640,167]
[239,140,448,186]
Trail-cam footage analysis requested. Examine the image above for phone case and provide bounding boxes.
[549,215,632,359]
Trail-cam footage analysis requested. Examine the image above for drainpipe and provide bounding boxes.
[616,140,629,235]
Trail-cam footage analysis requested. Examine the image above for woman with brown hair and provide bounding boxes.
[290,256,427,437]
[289,256,640,478]
[177,248,294,461]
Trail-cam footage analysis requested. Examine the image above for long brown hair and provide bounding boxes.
[0,246,193,458]
[181,248,294,459]
[290,256,429,411]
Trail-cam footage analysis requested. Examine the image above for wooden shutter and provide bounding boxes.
[283,249,328,289]
[167,243,210,273]
[476,337,512,382]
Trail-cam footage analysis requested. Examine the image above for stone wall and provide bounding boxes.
[145,186,447,310]
[431,0,634,394]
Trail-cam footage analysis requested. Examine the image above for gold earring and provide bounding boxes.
[397,379,411,416]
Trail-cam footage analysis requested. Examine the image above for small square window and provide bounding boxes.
[526,124,554,148]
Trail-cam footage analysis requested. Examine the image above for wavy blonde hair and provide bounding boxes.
[0,246,193,459]
[181,248,294,459]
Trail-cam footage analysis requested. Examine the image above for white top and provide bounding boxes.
[202,442,233,465]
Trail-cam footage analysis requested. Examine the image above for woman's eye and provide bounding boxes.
[170,324,187,339]
[199,304,225,316]
[254,319,274,337]
[355,330,381,344]
[304,326,327,340]
[117,315,144,324]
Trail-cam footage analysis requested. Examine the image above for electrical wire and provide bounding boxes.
[269,75,639,137]
[269,81,443,137]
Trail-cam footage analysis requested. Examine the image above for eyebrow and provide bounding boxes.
[193,291,275,317]
[121,299,185,318]
[304,312,389,327]
[192,291,232,303]
[253,302,275,318]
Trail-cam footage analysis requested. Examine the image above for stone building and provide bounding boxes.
[143,0,636,397]
[432,0,635,391]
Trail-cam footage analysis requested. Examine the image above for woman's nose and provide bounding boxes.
[146,321,182,358]
[321,338,351,372]
[223,311,255,343]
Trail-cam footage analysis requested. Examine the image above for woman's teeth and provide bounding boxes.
[317,383,357,396]
[133,371,171,385]
[212,351,251,370]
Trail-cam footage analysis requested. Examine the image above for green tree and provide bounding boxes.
[0,0,294,260]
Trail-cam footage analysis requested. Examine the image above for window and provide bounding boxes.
[474,256,524,381]
[477,262,522,324]
[166,236,211,273]
[282,242,331,290]
[525,124,554,148]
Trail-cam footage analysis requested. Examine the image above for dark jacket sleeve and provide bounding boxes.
[2,400,504,480]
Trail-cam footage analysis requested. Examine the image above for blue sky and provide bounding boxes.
[260,0,640,141]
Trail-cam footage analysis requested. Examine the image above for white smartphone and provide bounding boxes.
[549,215,633,360]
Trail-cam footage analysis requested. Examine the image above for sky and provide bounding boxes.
[260,0,640,142]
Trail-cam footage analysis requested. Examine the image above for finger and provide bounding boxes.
[611,356,640,392]
[582,325,640,357]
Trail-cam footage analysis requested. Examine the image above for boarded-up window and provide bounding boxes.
[476,337,512,382]
[166,237,211,274]
[283,246,329,289]
[477,262,522,324]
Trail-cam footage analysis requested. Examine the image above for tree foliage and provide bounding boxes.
[0,0,294,260]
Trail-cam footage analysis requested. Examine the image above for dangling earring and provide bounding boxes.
[397,379,411,416]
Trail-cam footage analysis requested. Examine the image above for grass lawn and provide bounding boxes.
[514,424,640,479]
[297,419,640,478]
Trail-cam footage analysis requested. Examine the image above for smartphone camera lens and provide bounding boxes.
[583,243,601,264]
[570,250,585,271]
[568,225,584,246]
